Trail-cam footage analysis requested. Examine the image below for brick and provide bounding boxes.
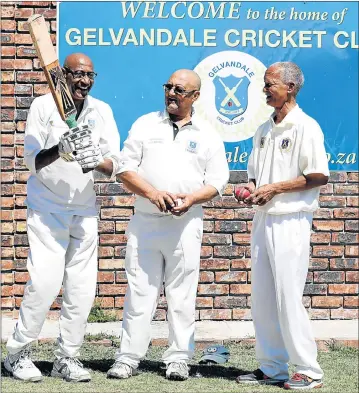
[196,297,213,308]
[1,197,14,208]
[332,233,359,244]
[329,284,358,294]
[113,196,136,206]
[231,259,251,270]
[310,233,331,244]
[215,271,246,283]
[1,85,15,97]
[199,271,214,283]
[16,97,34,108]
[1,184,14,195]
[309,259,328,270]
[230,284,251,294]
[233,209,255,220]
[303,284,327,295]
[2,298,14,309]
[100,208,133,219]
[312,296,342,308]
[197,284,229,295]
[334,184,359,195]
[98,221,115,233]
[1,6,15,18]
[14,209,27,220]
[313,209,332,219]
[203,221,214,232]
[344,296,359,308]
[16,222,27,233]
[1,109,15,121]
[1,259,14,271]
[1,273,13,284]
[15,196,27,207]
[330,258,358,270]
[115,271,127,283]
[14,8,34,19]
[14,272,30,283]
[200,259,230,270]
[15,184,27,195]
[345,220,359,232]
[202,234,231,245]
[15,34,33,45]
[115,297,125,308]
[15,247,29,258]
[1,33,14,44]
[204,209,234,220]
[312,246,344,257]
[314,271,344,283]
[200,246,212,258]
[34,8,57,18]
[345,245,358,257]
[1,71,14,82]
[98,259,124,270]
[313,220,344,232]
[214,221,246,233]
[2,222,14,233]
[232,234,251,245]
[319,183,333,194]
[309,309,330,320]
[213,246,248,258]
[329,172,347,182]
[214,296,247,308]
[346,271,359,283]
[1,97,16,108]
[348,172,358,182]
[1,235,14,247]
[1,122,16,131]
[1,210,13,220]
[98,284,127,295]
[34,84,50,95]
[331,309,358,319]
[17,71,46,83]
[114,246,126,258]
[97,272,115,283]
[232,309,252,320]
[99,234,127,245]
[15,110,28,121]
[1,45,15,57]
[115,221,129,233]
[199,309,232,320]
[333,208,359,219]
[15,172,31,184]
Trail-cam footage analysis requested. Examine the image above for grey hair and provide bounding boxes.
[271,62,305,96]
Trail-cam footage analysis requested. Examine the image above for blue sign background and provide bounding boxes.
[58,1,358,171]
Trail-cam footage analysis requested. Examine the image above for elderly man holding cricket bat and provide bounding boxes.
[5,53,121,383]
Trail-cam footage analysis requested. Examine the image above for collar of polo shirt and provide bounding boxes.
[270,104,302,129]
[159,109,201,130]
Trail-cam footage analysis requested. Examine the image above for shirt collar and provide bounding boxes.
[269,104,302,128]
[159,108,200,130]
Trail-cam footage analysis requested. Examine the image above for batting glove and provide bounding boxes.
[74,145,104,170]
[58,125,93,162]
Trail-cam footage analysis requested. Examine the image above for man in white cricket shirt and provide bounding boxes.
[107,69,229,381]
[236,62,329,390]
[5,53,121,383]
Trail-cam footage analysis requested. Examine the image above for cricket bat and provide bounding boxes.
[28,14,90,172]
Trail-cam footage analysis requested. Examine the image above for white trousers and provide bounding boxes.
[6,208,98,359]
[116,209,203,368]
[251,211,323,380]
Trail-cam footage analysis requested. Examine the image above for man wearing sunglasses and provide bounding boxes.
[5,53,121,383]
[107,69,229,381]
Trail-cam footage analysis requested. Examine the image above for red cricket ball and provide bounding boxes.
[235,187,251,201]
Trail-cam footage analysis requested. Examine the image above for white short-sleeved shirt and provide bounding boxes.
[247,105,329,214]
[24,93,121,216]
[118,110,230,215]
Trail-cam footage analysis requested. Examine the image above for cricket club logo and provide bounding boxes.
[194,51,272,143]
[213,75,250,121]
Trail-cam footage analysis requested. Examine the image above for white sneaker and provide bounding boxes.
[51,357,91,382]
[107,361,137,379]
[166,362,189,381]
[4,347,42,382]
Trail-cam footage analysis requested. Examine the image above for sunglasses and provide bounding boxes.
[163,83,197,96]
[64,67,97,80]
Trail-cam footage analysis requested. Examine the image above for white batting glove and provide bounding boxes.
[58,125,93,162]
[74,145,104,170]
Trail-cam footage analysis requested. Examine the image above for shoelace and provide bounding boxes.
[170,362,188,373]
[61,357,84,373]
[13,348,35,370]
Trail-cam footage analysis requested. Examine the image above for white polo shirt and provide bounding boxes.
[24,93,121,216]
[247,105,329,214]
[118,110,229,215]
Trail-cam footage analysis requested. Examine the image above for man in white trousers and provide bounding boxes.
[235,62,329,390]
[107,69,229,381]
[5,53,121,382]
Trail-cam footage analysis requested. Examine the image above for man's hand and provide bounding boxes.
[247,184,277,206]
[171,193,195,216]
[74,145,104,170]
[147,190,177,213]
[58,125,92,162]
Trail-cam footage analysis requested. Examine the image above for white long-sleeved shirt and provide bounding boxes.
[118,110,230,215]
[24,93,121,215]
[247,105,330,214]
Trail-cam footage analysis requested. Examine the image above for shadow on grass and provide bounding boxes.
[2,359,249,381]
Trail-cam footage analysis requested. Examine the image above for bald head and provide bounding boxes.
[169,69,201,91]
[64,53,93,70]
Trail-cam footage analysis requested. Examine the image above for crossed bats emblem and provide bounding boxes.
[218,77,243,108]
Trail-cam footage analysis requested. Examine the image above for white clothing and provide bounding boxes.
[116,210,203,368]
[6,209,98,359]
[247,105,329,215]
[118,110,229,215]
[251,211,323,380]
[24,93,121,216]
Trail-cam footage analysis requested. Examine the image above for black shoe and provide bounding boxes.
[236,368,284,385]
[284,373,323,390]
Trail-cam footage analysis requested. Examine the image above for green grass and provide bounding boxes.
[1,341,358,393]
[87,302,117,323]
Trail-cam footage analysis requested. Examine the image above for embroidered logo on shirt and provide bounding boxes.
[260,136,266,148]
[88,119,96,129]
[186,141,199,154]
[280,137,292,151]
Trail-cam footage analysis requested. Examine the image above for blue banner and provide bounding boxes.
[58,1,358,171]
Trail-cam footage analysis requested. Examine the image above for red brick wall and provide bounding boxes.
[1,2,358,320]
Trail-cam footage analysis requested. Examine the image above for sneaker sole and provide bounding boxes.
[237,379,284,386]
[51,370,91,382]
[107,372,132,379]
[4,359,43,382]
[166,373,188,381]
[284,381,323,390]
